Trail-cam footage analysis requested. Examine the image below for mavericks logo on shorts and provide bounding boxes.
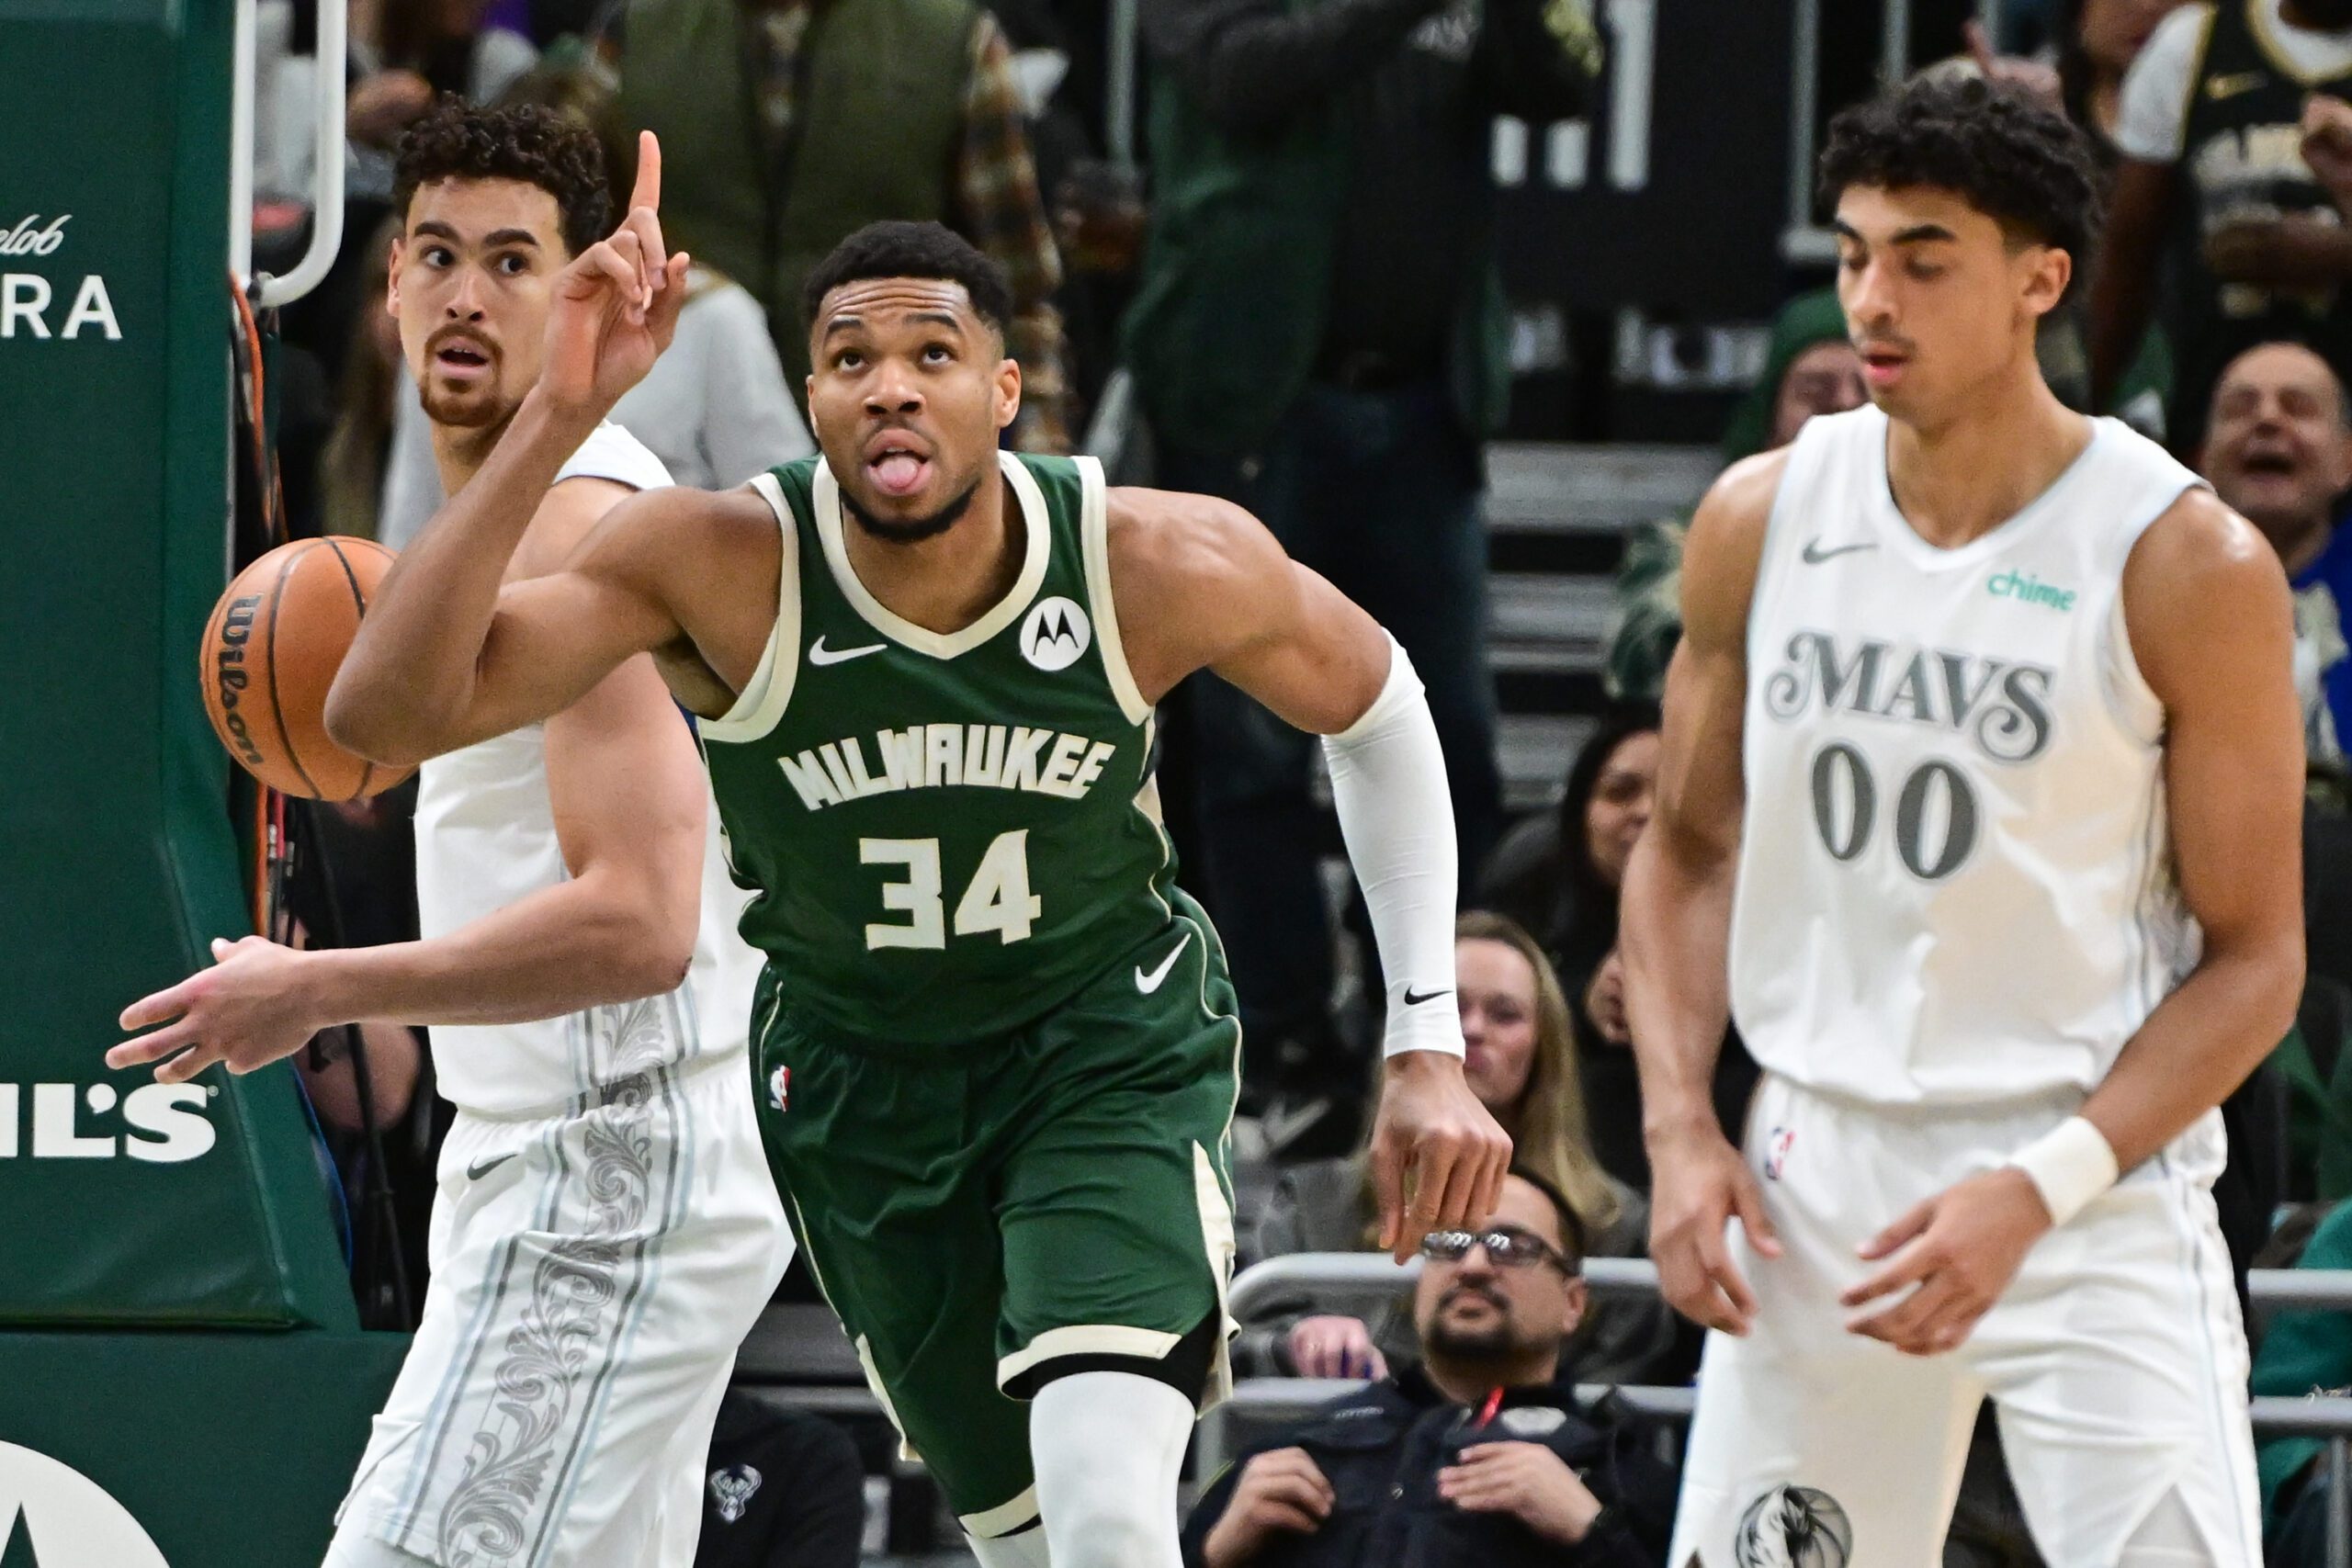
[1734,1484,1852,1568]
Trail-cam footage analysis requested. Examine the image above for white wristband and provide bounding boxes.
[2006,1116,2119,1228]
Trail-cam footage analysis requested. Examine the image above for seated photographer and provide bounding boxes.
[1185,1170,1676,1567]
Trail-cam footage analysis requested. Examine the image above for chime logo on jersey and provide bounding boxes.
[1021,595,1091,671]
[1761,630,2056,764]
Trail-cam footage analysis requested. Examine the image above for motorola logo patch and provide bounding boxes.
[1020,595,1091,672]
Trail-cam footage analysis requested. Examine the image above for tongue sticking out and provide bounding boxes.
[874,452,926,495]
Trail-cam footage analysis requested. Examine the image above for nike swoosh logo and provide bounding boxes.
[1403,987,1452,1006]
[1257,1100,1329,1150]
[808,637,888,666]
[1801,537,1878,565]
[1135,932,1192,994]
[466,1152,516,1181]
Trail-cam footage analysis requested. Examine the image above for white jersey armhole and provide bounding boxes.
[1743,412,1851,671]
[554,420,673,492]
[699,472,801,742]
[2102,476,2207,744]
[1078,456,1152,725]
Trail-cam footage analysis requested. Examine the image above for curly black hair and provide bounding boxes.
[802,220,1013,339]
[391,96,609,258]
[1817,74,2103,287]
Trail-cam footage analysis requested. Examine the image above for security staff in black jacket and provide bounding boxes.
[1183,1169,1676,1567]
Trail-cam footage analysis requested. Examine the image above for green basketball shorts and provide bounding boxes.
[747,907,1242,1539]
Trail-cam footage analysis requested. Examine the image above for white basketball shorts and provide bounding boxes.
[1670,1072,2259,1568]
[331,1045,793,1567]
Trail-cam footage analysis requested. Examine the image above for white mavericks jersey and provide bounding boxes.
[414,423,766,1114]
[1728,405,2206,1108]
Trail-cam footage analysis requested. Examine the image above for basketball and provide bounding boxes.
[198,536,414,801]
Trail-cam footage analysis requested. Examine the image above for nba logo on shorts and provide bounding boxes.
[1764,1126,1795,1180]
[767,1066,789,1113]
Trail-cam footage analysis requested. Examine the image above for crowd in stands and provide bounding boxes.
[232,0,2352,1561]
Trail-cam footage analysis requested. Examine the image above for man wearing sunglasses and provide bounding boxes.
[1182,1170,1675,1567]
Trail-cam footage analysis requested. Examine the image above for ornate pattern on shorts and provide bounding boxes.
[433,998,675,1565]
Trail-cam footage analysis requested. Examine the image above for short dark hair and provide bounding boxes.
[392,96,610,258]
[801,220,1014,338]
[1507,1165,1588,1266]
[1817,74,2102,286]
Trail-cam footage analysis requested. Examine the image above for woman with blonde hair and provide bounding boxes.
[1238,913,1672,1385]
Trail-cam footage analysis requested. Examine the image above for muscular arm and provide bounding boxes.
[325,397,692,766]
[1113,486,1390,727]
[114,482,712,1075]
[1617,454,1785,1336]
[1112,486,1509,1250]
[307,653,707,1027]
[2086,159,2177,411]
[2079,490,2304,1170]
[1620,454,1777,1140]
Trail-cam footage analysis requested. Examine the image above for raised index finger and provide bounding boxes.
[630,131,662,215]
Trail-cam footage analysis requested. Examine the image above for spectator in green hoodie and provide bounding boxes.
[1600,290,1862,705]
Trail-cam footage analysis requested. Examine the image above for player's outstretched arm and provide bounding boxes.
[329,133,694,765]
[116,491,712,1082]
[1108,487,1510,1258]
[111,655,707,1078]
[1621,451,1785,1336]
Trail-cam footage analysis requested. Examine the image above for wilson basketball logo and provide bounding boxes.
[209,592,266,769]
[1021,596,1091,672]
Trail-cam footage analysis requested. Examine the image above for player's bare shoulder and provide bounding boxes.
[2121,483,2295,708]
[1102,484,1296,700]
[1679,446,1794,653]
[564,479,787,708]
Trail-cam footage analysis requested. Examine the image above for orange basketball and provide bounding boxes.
[198,536,416,801]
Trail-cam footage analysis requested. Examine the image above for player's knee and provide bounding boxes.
[1041,1491,1169,1568]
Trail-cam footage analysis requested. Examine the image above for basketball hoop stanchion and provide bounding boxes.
[0,4,408,1561]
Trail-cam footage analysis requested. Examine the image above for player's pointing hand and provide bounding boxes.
[1370,1049,1513,1263]
[537,130,688,422]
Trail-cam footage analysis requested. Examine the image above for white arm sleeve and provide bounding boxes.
[1321,635,1465,1059]
[2111,3,2210,164]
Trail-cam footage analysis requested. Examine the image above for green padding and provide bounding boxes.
[0,1330,409,1566]
[0,1,356,1327]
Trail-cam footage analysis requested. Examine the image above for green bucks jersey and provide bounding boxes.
[697,451,1184,1047]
